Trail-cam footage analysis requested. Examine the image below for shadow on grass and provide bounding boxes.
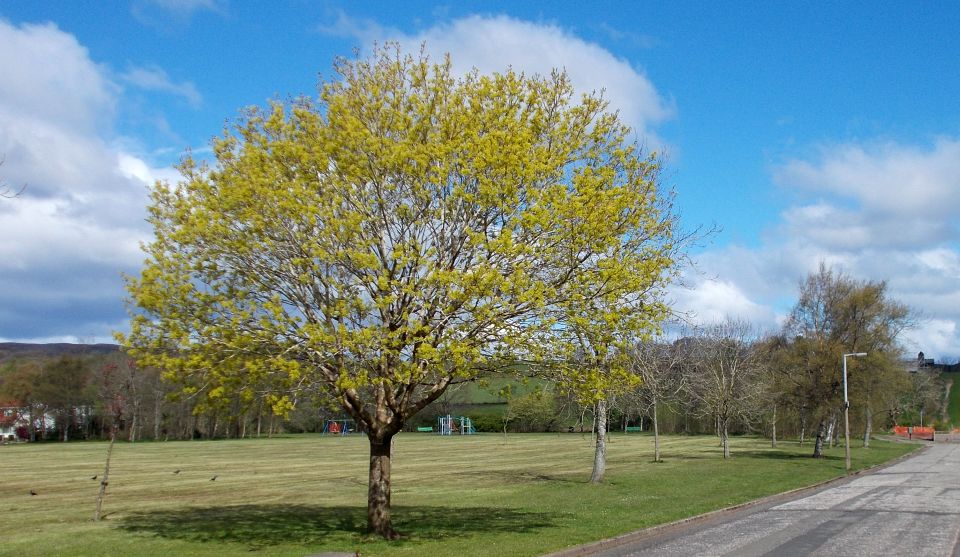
[736,450,840,461]
[118,504,559,549]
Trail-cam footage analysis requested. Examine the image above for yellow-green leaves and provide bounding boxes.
[121,43,681,435]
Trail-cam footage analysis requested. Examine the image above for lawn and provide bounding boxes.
[0,433,918,557]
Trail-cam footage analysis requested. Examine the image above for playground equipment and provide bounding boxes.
[321,419,355,436]
[437,415,475,435]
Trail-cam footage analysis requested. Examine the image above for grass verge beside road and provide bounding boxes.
[0,433,918,557]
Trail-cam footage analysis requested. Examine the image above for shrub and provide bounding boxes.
[469,413,506,433]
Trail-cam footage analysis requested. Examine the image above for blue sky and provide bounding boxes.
[1,2,959,359]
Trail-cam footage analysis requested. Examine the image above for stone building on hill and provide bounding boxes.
[906,351,960,373]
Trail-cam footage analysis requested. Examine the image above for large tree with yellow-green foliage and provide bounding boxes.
[121,45,680,539]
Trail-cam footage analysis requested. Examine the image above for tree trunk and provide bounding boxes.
[828,413,838,448]
[652,396,661,462]
[367,433,400,539]
[812,418,828,458]
[128,410,138,443]
[799,406,807,446]
[590,404,596,437]
[94,424,118,521]
[721,420,730,459]
[28,405,37,442]
[153,389,162,441]
[590,398,608,483]
[863,404,873,448]
[771,403,777,448]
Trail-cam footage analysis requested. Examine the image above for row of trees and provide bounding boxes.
[0,353,331,442]
[466,264,931,462]
[619,264,925,462]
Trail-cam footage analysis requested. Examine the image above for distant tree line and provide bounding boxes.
[0,352,351,442]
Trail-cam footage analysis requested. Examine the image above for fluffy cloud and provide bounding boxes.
[670,277,780,329]
[0,21,116,133]
[0,19,174,342]
[323,13,674,148]
[776,140,960,250]
[777,140,960,219]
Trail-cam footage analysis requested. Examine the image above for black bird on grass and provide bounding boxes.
[173,469,180,474]
[91,475,97,480]
[210,475,217,481]
[29,490,37,496]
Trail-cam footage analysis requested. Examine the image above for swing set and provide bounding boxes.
[321,419,355,436]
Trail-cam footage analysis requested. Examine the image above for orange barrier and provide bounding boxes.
[893,425,935,440]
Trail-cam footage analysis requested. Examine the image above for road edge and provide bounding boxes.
[542,442,930,557]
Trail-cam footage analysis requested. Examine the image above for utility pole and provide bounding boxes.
[843,352,867,471]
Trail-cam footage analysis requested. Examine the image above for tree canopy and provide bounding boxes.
[777,263,912,457]
[121,45,681,538]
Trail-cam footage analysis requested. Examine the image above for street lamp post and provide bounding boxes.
[843,352,867,471]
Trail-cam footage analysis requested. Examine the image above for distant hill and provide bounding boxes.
[0,342,120,363]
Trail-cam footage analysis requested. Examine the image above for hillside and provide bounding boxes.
[0,342,120,364]
[944,371,960,428]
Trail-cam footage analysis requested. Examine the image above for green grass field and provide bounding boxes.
[0,433,917,557]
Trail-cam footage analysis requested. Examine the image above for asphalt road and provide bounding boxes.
[573,443,960,557]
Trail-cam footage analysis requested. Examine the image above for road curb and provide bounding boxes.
[542,442,929,557]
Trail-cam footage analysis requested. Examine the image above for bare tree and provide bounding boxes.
[630,338,685,462]
[94,360,130,521]
[684,320,764,459]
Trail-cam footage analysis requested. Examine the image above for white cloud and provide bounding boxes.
[902,319,958,360]
[777,139,960,219]
[670,277,778,328]
[0,19,178,342]
[775,139,960,251]
[0,20,116,133]
[122,65,203,108]
[323,13,674,150]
